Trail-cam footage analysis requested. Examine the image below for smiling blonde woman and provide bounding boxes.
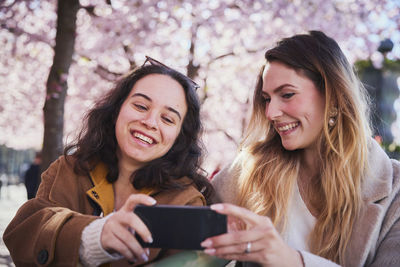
[204,31,400,267]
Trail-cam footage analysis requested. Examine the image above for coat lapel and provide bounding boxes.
[87,162,115,216]
[344,140,393,267]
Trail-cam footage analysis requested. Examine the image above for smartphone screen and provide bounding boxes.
[134,204,227,250]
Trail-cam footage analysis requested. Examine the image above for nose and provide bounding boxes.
[141,112,158,130]
[265,99,283,121]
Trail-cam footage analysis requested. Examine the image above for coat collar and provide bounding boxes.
[86,162,115,216]
[361,139,393,203]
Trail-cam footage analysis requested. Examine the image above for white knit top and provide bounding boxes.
[281,182,316,252]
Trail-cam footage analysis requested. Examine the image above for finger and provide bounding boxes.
[102,220,137,262]
[227,216,246,232]
[129,213,154,244]
[109,220,150,262]
[102,212,151,258]
[212,251,259,262]
[112,211,154,244]
[204,239,266,264]
[211,203,271,226]
[201,228,266,249]
[122,194,157,212]
[205,239,262,257]
[119,194,156,244]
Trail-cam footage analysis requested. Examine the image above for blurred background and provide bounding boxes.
[0,0,399,264]
[1,0,400,176]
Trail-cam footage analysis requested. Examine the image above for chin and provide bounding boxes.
[282,143,297,151]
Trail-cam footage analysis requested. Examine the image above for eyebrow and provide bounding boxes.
[263,84,296,96]
[131,93,182,120]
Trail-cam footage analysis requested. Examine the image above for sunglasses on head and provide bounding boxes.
[142,56,200,90]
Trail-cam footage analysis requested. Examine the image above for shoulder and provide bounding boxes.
[211,161,242,204]
[42,155,75,176]
[154,176,206,206]
[363,139,400,202]
[40,156,76,183]
[36,156,66,197]
[37,156,91,200]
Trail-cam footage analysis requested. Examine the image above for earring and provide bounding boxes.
[328,108,338,127]
[328,117,336,127]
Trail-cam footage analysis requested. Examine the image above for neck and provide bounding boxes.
[298,147,323,217]
[300,147,320,180]
[113,154,145,211]
[117,150,145,184]
[117,163,136,184]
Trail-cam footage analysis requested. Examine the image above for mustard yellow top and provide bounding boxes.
[86,162,153,216]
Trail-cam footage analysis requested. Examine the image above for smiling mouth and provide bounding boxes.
[132,131,155,144]
[277,122,300,133]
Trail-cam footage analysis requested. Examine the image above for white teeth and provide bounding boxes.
[133,132,154,144]
[277,122,299,132]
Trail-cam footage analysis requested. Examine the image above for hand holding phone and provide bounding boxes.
[134,205,227,250]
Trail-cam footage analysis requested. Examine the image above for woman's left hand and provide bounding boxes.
[200,203,303,267]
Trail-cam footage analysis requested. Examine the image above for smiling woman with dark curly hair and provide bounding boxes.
[4,57,213,267]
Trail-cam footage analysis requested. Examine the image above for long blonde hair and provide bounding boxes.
[236,31,371,263]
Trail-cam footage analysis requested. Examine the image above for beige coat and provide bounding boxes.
[212,139,400,267]
[4,156,205,266]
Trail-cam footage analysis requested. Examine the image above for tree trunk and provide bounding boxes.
[41,0,79,173]
[187,24,199,80]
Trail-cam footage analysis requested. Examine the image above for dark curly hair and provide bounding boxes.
[64,64,213,202]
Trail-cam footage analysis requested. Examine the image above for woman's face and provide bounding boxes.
[262,61,325,152]
[115,74,187,169]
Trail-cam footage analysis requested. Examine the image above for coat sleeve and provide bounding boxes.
[367,187,400,267]
[367,219,400,267]
[3,158,97,267]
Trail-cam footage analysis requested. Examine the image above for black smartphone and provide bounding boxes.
[133,204,227,250]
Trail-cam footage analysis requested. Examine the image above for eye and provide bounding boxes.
[282,93,295,99]
[162,116,175,125]
[133,103,148,111]
[261,95,271,103]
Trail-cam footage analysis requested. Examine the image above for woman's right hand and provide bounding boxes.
[201,203,303,267]
[100,194,156,264]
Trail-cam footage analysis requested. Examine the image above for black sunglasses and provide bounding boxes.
[142,56,200,90]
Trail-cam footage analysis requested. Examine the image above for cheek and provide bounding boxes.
[279,102,299,117]
[114,119,125,147]
[116,105,140,126]
[286,105,299,115]
[311,98,326,124]
[115,106,133,138]
[290,97,322,119]
[116,105,127,124]
[114,114,123,136]
[264,105,269,119]
[163,126,182,147]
